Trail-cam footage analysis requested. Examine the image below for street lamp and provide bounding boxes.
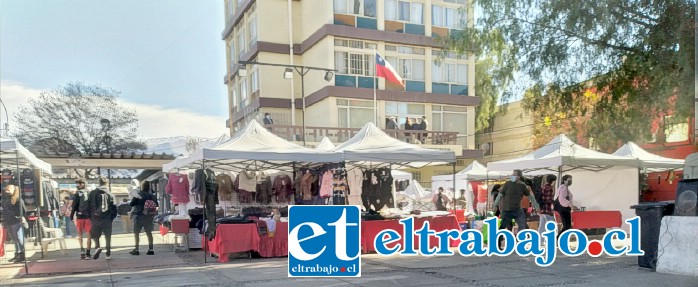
[238,61,336,146]
[100,119,112,191]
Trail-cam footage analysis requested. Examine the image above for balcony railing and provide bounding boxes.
[265,125,459,146]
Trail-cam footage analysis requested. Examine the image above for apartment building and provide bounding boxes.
[476,101,535,164]
[222,0,480,162]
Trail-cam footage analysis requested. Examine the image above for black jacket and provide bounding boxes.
[71,189,91,219]
[1,193,25,225]
[88,187,117,220]
[130,191,158,216]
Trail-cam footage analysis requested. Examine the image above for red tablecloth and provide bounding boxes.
[205,222,288,263]
[0,226,6,257]
[572,210,622,229]
[361,216,461,254]
[258,222,288,258]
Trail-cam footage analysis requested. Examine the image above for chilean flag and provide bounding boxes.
[375,53,405,88]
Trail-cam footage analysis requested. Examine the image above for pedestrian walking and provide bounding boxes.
[60,195,74,237]
[490,184,502,217]
[494,170,540,248]
[129,180,158,256]
[89,177,117,260]
[538,175,557,238]
[70,178,92,259]
[117,198,132,233]
[2,184,26,263]
[555,175,574,237]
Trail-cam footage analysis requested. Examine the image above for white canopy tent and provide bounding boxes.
[0,137,53,175]
[432,160,509,184]
[332,122,456,169]
[397,180,431,201]
[162,121,343,172]
[431,160,510,214]
[487,134,640,173]
[487,135,642,229]
[315,137,336,151]
[613,141,684,172]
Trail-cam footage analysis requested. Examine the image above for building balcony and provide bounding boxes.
[267,124,458,145]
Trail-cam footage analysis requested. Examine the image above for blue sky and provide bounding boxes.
[0,0,229,139]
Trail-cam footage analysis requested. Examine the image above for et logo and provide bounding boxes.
[288,206,361,277]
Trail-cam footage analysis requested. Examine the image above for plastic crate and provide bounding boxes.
[171,219,190,234]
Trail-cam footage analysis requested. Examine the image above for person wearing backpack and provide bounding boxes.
[88,177,117,260]
[70,178,92,259]
[129,180,158,256]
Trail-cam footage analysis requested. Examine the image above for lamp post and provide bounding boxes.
[0,98,9,136]
[100,119,112,191]
[238,60,335,146]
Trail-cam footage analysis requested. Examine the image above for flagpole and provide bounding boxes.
[373,48,377,125]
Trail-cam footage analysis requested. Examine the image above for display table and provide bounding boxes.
[361,215,461,254]
[0,226,6,257]
[205,222,288,263]
[572,210,622,230]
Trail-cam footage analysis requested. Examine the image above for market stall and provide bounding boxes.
[487,134,641,231]
[1,137,53,272]
[162,120,343,261]
[331,123,461,253]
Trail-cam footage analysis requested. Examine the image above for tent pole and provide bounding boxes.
[202,159,207,264]
[16,151,29,274]
[452,161,456,211]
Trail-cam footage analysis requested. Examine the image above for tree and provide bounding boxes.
[444,0,695,148]
[14,82,145,155]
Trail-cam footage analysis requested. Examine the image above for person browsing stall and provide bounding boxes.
[494,170,540,247]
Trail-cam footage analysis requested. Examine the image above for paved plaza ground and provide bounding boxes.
[1,220,696,287]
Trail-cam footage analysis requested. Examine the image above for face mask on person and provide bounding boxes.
[510,176,517,182]
[266,115,271,119]
[567,180,573,186]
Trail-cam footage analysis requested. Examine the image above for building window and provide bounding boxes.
[335,39,378,49]
[432,5,464,29]
[335,52,374,76]
[334,0,377,17]
[664,116,689,143]
[228,43,236,72]
[337,99,375,128]
[248,14,257,46]
[433,104,468,135]
[432,62,467,84]
[250,67,259,93]
[411,172,422,182]
[240,77,248,102]
[226,0,235,23]
[386,56,424,81]
[236,28,246,60]
[385,0,423,24]
[385,102,425,128]
[386,45,426,55]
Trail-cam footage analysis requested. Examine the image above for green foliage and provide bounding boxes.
[444,0,695,148]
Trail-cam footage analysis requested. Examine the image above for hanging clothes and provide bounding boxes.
[347,168,363,209]
[319,170,334,198]
[201,169,218,239]
[332,170,349,205]
[300,172,314,201]
[379,168,395,208]
[272,174,293,203]
[256,173,273,204]
[166,173,190,204]
[216,174,234,202]
[238,171,257,204]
